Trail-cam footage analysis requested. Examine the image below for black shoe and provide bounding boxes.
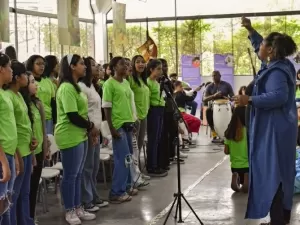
[147,169,168,177]
[84,203,100,212]
[163,166,170,171]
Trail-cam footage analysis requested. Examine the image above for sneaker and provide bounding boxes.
[94,199,109,208]
[109,193,132,204]
[84,203,99,212]
[179,151,188,158]
[65,209,81,225]
[134,179,150,189]
[141,173,151,180]
[171,157,185,164]
[76,207,96,221]
[147,169,168,177]
[128,188,138,196]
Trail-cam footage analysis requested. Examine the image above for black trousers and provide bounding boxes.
[206,107,214,131]
[297,126,300,146]
[269,184,291,225]
[231,167,249,185]
[158,111,177,169]
[29,152,43,219]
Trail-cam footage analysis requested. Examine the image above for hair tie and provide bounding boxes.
[67,54,73,66]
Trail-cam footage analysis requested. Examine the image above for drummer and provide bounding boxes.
[203,70,234,143]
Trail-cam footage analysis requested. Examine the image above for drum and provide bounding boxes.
[213,99,232,138]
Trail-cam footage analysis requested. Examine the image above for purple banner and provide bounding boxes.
[181,55,202,109]
[214,54,234,89]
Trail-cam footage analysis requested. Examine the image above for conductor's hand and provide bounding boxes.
[241,16,252,30]
[233,95,249,106]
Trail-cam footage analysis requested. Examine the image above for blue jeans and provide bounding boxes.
[186,100,198,116]
[110,128,133,197]
[46,120,53,135]
[61,141,87,210]
[81,137,100,204]
[147,106,164,170]
[10,154,34,225]
[0,154,16,225]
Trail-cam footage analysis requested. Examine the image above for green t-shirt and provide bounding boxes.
[31,103,43,155]
[296,87,300,99]
[6,90,32,157]
[128,76,150,120]
[224,127,249,169]
[147,78,165,107]
[54,82,88,149]
[36,77,55,120]
[102,78,135,130]
[0,89,18,156]
[98,79,105,87]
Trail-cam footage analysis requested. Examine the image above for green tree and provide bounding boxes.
[41,22,93,57]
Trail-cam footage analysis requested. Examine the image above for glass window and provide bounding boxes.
[177,0,299,17]
[87,23,94,57]
[79,0,93,20]
[16,0,57,14]
[69,22,89,57]
[107,22,146,59]
[106,0,175,20]
[9,0,14,7]
[17,14,28,62]
[285,15,300,48]
[26,15,39,58]
[39,17,50,56]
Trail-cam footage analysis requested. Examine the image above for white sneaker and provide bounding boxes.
[142,173,151,180]
[76,207,96,221]
[179,151,188,158]
[65,210,81,225]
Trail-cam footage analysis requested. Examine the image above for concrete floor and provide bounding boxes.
[35,128,300,225]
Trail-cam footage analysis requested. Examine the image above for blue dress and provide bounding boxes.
[245,31,297,219]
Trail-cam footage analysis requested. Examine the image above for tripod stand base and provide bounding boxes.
[163,192,204,225]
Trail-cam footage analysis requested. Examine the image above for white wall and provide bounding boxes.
[201,75,254,94]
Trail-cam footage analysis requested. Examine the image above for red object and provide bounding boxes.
[181,112,201,133]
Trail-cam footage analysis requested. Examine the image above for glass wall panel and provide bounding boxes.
[26,15,39,58]
[17,14,27,62]
[106,0,175,20]
[16,0,57,14]
[177,0,299,17]
[87,23,94,57]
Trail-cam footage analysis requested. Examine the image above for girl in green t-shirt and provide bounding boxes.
[20,72,49,220]
[146,59,167,177]
[0,53,18,221]
[26,55,56,134]
[102,57,136,203]
[128,55,150,182]
[55,54,98,224]
[7,60,38,225]
[224,106,249,193]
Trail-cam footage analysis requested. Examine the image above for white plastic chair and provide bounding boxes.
[99,153,111,189]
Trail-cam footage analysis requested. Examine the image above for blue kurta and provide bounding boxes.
[245,32,297,219]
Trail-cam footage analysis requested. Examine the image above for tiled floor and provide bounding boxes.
[35,128,300,225]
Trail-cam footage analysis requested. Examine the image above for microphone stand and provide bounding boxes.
[162,85,204,225]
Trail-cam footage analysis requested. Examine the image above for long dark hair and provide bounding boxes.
[146,59,162,77]
[6,60,27,89]
[26,55,45,77]
[238,86,247,95]
[44,55,58,78]
[103,63,110,81]
[5,46,17,60]
[224,106,246,142]
[131,55,147,86]
[58,54,81,93]
[81,56,100,92]
[19,74,38,129]
[0,53,10,67]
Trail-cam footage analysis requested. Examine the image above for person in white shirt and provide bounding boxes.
[78,57,109,212]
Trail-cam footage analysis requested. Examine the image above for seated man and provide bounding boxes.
[170,73,198,116]
[203,70,234,143]
[173,81,202,135]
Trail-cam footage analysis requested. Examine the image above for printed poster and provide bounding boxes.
[112,2,127,47]
[181,55,202,109]
[214,54,234,89]
[0,0,10,42]
[57,0,80,46]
